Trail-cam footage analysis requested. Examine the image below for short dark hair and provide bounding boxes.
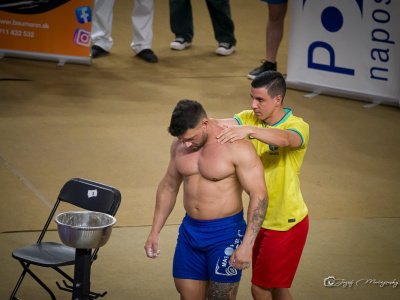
[168,99,207,137]
[251,71,286,100]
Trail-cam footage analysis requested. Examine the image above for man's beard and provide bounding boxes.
[191,132,208,151]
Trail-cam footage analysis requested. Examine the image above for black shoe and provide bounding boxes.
[136,49,158,63]
[247,61,277,80]
[91,45,109,58]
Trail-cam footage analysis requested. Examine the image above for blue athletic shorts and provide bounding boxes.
[261,0,288,4]
[173,211,246,283]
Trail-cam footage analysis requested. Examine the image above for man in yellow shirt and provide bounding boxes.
[217,71,309,300]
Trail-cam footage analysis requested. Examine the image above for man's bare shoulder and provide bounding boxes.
[224,139,259,165]
[169,138,182,156]
[225,139,254,152]
[170,138,193,158]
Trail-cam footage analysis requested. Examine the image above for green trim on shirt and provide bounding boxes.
[266,108,293,127]
[234,115,242,125]
[288,128,304,146]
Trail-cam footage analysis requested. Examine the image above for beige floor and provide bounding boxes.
[1,0,399,299]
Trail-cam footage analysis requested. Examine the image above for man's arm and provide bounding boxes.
[214,116,303,148]
[229,140,268,269]
[144,141,183,258]
[217,125,303,148]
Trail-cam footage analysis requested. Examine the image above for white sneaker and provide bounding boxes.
[216,42,235,56]
[170,38,191,50]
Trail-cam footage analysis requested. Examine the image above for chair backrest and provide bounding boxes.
[36,178,121,244]
[58,178,121,216]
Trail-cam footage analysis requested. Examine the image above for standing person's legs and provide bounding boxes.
[173,214,210,299]
[251,285,273,300]
[251,216,309,300]
[130,0,158,62]
[251,286,293,300]
[265,2,287,63]
[208,281,240,299]
[173,212,245,299]
[174,280,242,300]
[131,0,154,53]
[91,0,115,52]
[205,0,236,45]
[272,288,294,300]
[174,279,208,300]
[169,0,193,43]
[247,0,287,79]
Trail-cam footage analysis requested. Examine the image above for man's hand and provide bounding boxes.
[216,125,252,144]
[229,243,252,270]
[144,234,161,259]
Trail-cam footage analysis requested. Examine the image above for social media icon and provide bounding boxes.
[74,28,91,47]
[75,6,92,24]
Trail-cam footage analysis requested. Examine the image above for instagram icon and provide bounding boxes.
[73,28,90,47]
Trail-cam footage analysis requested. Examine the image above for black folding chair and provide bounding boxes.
[9,178,121,300]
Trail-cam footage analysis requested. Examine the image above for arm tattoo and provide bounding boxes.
[208,281,239,300]
[250,197,268,244]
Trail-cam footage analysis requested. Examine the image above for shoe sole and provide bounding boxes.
[216,52,234,56]
[170,43,191,51]
[215,47,235,56]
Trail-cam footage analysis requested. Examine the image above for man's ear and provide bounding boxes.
[201,118,209,128]
[274,95,283,105]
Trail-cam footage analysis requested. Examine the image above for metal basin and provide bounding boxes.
[55,211,116,249]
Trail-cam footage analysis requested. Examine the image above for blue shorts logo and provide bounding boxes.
[303,0,364,76]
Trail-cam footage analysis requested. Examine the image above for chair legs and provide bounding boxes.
[10,262,107,300]
[10,261,56,300]
[9,267,26,300]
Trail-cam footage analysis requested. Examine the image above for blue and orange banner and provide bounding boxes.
[0,0,93,64]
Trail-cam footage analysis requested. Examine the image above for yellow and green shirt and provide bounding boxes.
[234,108,309,231]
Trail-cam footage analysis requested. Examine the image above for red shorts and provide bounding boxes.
[252,216,309,288]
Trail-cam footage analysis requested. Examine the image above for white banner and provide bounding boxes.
[286,0,399,107]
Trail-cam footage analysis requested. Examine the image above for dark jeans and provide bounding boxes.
[169,0,236,45]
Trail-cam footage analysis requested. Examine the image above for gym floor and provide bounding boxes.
[0,0,399,299]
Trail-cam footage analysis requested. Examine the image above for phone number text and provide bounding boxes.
[0,28,35,38]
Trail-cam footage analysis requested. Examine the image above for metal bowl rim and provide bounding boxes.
[55,211,116,229]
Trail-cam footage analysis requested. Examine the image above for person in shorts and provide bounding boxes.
[217,71,309,300]
[145,99,268,299]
